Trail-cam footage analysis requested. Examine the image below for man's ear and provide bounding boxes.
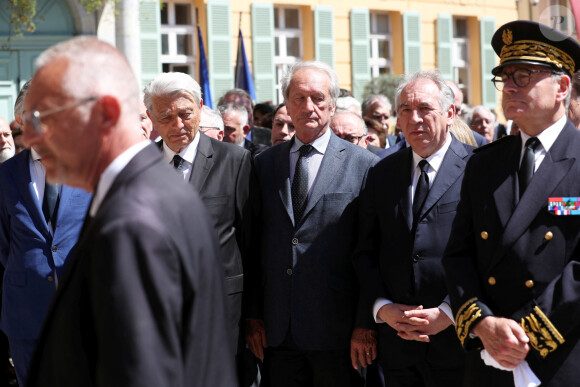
[99,95,121,130]
[217,130,224,141]
[243,124,251,137]
[556,75,571,104]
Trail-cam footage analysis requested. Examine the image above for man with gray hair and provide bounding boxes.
[355,70,472,386]
[246,61,378,386]
[199,106,224,141]
[0,117,14,163]
[218,102,267,157]
[466,105,495,144]
[331,110,382,155]
[144,71,255,384]
[362,94,396,148]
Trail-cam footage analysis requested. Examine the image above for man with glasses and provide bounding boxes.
[22,37,235,386]
[200,106,224,141]
[354,70,472,387]
[331,110,382,155]
[0,80,91,386]
[443,20,580,386]
[362,95,397,148]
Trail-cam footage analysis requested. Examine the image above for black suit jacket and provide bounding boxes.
[248,132,378,351]
[160,133,255,354]
[444,120,580,386]
[26,144,235,387]
[244,139,268,158]
[250,125,272,146]
[355,136,472,369]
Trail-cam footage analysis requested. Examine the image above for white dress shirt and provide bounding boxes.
[162,130,201,181]
[519,114,566,171]
[289,128,331,196]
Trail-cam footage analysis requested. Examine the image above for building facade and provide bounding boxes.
[4,0,563,120]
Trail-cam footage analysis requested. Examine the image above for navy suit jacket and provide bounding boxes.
[0,149,91,341]
[444,120,580,386]
[26,144,235,387]
[248,132,378,351]
[355,136,472,369]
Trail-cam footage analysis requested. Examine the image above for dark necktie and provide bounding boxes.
[518,137,540,197]
[42,179,59,228]
[291,144,313,225]
[412,160,430,223]
[172,154,185,178]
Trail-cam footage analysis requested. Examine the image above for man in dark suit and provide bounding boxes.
[21,36,235,386]
[0,84,91,386]
[443,21,580,386]
[331,109,379,154]
[218,88,272,146]
[355,70,471,386]
[144,72,255,382]
[246,61,378,386]
[218,102,268,157]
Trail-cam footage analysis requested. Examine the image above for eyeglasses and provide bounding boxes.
[23,96,98,135]
[372,113,390,121]
[492,69,554,91]
[199,126,221,133]
[341,135,364,144]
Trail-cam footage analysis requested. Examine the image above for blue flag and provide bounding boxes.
[197,26,213,108]
[235,29,256,102]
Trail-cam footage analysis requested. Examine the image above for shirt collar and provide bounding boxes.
[291,128,331,155]
[162,130,200,164]
[411,132,452,173]
[90,140,150,216]
[31,147,41,162]
[520,114,566,153]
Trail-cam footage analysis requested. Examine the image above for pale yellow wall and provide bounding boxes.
[202,0,518,99]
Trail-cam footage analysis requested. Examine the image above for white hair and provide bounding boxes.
[143,72,202,112]
[200,106,224,131]
[217,103,249,127]
[280,61,340,106]
[336,97,362,115]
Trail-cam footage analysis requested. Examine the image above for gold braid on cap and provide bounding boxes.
[499,40,575,74]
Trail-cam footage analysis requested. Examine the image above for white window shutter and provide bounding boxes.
[251,3,275,103]
[350,8,371,102]
[140,0,161,88]
[315,6,334,67]
[437,14,453,80]
[403,12,422,74]
[207,0,233,107]
[480,17,497,109]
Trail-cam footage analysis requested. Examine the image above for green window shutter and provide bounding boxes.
[315,6,334,67]
[350,8,371,102]
[140,0,161,88]
[437,14,453,80]
[480,17,497,109]
[207,0,232,107]
[403,12,422,74]
[251,3,275,103]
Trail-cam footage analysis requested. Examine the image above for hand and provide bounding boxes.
[246,318,267,360]
[350,328,377,370]
[472,316,530,369]
[377,303,426,338]
[397,307,454,342]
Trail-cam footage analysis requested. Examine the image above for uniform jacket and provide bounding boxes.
[443,121,580,386]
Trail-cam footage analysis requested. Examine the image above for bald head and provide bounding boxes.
[23,37,144,191]
[0,116,14,163]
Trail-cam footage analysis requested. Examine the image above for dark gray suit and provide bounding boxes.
[355,136,472,384]
[160,133,255,355]
[248,131,377,385]
[26,143,235,387]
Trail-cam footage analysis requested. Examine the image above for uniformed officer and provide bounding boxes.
[443,20,580,386]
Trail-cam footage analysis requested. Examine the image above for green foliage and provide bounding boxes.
[7,0,37,34]
[362,73,404,105]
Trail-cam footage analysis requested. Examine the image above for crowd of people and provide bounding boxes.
[0,18,580,387]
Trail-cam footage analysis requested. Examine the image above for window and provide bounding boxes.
[274,6,302,103]
[369,12,393,77]
[452,18,470,104]
[160,1,196,74]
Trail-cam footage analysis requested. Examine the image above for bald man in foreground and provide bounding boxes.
[21,37,235,386]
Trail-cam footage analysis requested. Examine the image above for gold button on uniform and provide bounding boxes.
[481,231,488,240]
[51,246,57,252]
[47,276,54,282]
[488,277,496,286]
[545,231,553,241]
[525,280,534,288]
[286,269,293,276]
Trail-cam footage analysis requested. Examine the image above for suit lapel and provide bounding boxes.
[12,150,49,234]
[190,134,214,191]
[490,123,576,269]
[492,137,520,229]
[394,148,413,230]
[301,134,345,223]
[420,138,468,219]
[276,139,294,225]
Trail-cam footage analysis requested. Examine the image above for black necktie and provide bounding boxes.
[42,179,59,228]
[172,154,185,178]
[413,160,430,223]
[291,144,313,225]
[518,137,540,197]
